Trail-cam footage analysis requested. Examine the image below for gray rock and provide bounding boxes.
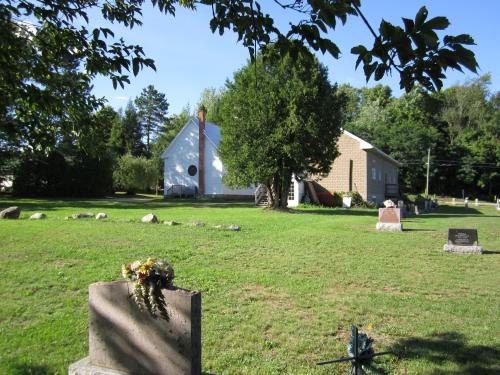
[96,213,107,220]
[141,213,158,223]
[163,220,180,226]
[29,212,46,220]
[71,212,94,219]
[227,225,241,231]
[0,206,21,219]
[187,221,204,227]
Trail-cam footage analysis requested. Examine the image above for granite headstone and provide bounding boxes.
[444,228,482,254]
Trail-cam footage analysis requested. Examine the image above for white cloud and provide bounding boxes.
[113,96,129,101]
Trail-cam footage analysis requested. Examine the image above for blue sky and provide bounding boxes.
[90,1,500,115]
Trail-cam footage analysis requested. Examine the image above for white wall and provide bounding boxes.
[204,137,223,195]
[163,119,254,196]
[163,120,199,194]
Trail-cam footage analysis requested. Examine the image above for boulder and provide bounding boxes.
[187,221,205,227]
[29,213,46,220]
[71,212,94,219]
[0,206,21,219]
[141,213,158,223]
[227,225,241,231]
[163,220,180,226]
[95,213,107,220]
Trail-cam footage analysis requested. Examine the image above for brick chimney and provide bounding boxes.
[198,107,207,195]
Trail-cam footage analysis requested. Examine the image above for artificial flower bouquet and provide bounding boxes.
[122,257,174,318]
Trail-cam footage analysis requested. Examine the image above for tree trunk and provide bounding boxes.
[267,172,292,209]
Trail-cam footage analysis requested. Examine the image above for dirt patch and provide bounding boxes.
[53,259,87,268]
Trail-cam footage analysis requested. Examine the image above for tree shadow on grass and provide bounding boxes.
[290,208,378,217]
[10,363,56,375]
[0,198,254,213]
[389,331,500,374]
[403,228,437,232]
[423,205,499,218]
[483,250,500,255]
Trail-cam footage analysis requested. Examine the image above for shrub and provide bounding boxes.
[13,151,113,197]
[338,191,371,208]
[332,192,343,207]
[113,154,158,194]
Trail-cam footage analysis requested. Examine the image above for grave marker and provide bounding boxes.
[444,228,482,254]
[69,280,202,375]
[376,208,402,232]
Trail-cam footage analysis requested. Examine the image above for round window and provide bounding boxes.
[188,165,197,176]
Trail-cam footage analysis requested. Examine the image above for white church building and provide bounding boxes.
[161,110,255,198]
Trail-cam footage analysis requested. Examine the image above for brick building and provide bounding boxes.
[287,130,402,206]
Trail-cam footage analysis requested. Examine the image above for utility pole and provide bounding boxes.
[425,148,430,197]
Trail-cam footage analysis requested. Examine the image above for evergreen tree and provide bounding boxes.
[109,101,144,157]
[218,48,345,208]
[135,85,169,157]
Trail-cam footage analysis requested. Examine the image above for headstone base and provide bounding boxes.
[443,244,483,254]
[69,357,129,375]
[376,223,402,232]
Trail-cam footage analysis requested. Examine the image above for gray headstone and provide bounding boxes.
[96,213,107,220]
[29,212,46,220]
[497,199,500,211]
[141,213,158,223]
[475,198,479,206]
[227,224,241,231]
[452,198,456,205]
[69,280,202,375]
[464,198,469,208]
[0,206,20,219]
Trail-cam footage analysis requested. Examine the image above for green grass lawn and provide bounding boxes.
[0,197,499,374]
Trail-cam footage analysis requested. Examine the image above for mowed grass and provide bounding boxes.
[0,197,499,375]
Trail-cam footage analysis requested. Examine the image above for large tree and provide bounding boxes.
[218,49,345,208]
[135,85,169,156]
[109,101,144,157]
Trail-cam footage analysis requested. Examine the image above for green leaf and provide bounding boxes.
[363,62,377,81]
[424,16,450,30]
[444,34,475,45]
[374,64,385,81]
[402,18,414,34]
[132,58,140,76]
[415,6,428,27]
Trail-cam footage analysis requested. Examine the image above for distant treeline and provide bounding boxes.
[1,76,498,198]
[341,75,499,198]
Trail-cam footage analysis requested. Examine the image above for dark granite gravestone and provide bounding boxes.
[444,228,482,254]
